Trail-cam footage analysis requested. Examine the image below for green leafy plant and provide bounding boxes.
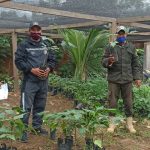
[0,36,11,73]
[60,29,109,80]
[48,74,108,105]
[79,106,119,137]
[75,77,108,105]
[43,109,83,137]
[79,105,122,149]
[42,104,122,149]
[133,85,150,118]
[118,85,150,118]
[136,48,144,68]
[0,103,25,148]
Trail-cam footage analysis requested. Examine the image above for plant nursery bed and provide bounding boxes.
[0,92,150,150]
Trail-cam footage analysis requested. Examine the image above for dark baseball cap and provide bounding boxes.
[29,22,41,29]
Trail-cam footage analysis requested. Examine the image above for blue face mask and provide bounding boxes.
[117,37,126,43]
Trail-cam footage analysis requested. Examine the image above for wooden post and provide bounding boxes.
[144,42,150,70]
[109,21,117,42]
[12,31,19,91]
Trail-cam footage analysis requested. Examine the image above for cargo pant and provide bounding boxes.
[20,79,48,129]
[108,82,133,117]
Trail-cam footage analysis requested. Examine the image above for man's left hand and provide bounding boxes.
[41,68,50,78]
[134,80,142,88]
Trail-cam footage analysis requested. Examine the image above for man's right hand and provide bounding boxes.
[31,68,46,78]
[108,55,115,66]
[134,80,142,88]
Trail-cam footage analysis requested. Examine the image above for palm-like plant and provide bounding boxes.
[60,29,108,80]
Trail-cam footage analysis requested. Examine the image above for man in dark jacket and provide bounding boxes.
[15,22,56,142]
[102,26,142,133]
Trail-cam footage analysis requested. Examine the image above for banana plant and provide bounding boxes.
[60,29,109,80]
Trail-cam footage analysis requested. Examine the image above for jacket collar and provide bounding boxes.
[27,37,43,46]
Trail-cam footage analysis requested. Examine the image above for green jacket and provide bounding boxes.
[102,42,142,84]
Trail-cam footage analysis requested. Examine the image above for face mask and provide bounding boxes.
[117,37,126,43]
[30,32,41,41]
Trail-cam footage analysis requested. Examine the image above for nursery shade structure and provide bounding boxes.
[0,0,150,90]
[0,0,149,40]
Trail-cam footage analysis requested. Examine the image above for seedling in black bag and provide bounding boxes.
[0,143,7,150]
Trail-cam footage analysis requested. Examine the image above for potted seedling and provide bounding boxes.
[79,107,102,150]
[42,110,83,150]
[79,105,119,150]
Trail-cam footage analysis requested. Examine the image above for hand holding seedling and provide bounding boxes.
[108,54,115,66]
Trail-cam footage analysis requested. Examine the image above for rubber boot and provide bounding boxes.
[126,117,136,133]
[107,117,116,133]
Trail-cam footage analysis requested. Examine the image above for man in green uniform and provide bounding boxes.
[102,26,142,133]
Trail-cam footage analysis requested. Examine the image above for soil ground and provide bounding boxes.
[0,92,150,150]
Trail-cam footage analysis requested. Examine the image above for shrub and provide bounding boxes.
[133,85,150,118]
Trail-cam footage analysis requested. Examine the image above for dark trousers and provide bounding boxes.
[108,82,133,117]
[20,80,48,129]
